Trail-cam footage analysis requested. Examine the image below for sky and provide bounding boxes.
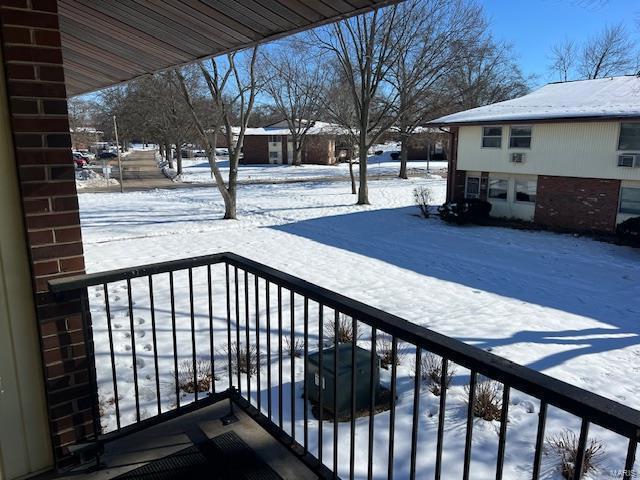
[482,0,640,87]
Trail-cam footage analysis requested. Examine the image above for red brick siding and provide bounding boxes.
[241,134,269,164]
[302,135,334,165]
[534,175,620,232]
[0,0,95,469]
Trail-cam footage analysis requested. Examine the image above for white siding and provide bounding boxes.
[457,122,640,181]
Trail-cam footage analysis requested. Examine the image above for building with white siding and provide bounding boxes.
[431,75,640,232]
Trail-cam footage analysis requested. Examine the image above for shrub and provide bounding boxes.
[173,359,216,394]
[414,186,433,218]
[438,199,492,225]
[223,343,259,376]
[465,378,502,421]
[284,336,304,358]
[546,429,605,479]
[416,352,456,396]
[376,335,407,369]
[325,314,361,345]
[616,216,640,246]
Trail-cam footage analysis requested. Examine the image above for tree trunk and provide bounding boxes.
[348,157,356,194]
[399,137,409,179]
[294,148,302,166]
[222,192,236,219]
[175,140,182,175]
[357,133,369,205]
[164,140,173,169]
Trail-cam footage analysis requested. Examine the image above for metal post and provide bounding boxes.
[113,115,124,193]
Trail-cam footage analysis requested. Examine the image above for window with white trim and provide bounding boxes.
[465,176,480,199]
[509,126,532,148]
[619,187,640,214]
[488,178,508,200]
[482,127,502,148]
[269,151,279,159]
[618,123,640,151]
[515,179,537,203]
[268,135,281,143]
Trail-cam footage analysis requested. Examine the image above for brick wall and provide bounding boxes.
[534,175,621,232]
[0,0,96,469]
[303,135,334,165]
[241,134,269,164]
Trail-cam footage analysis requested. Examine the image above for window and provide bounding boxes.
[515,179,537,203]
[482,127,502,148]
[618,123,640,151]
[269,151,279,159]
[509,126,532,148]
[268,135,280,143]
[488,178,508,200]
[620,187,640,214]
[465,176,480,199]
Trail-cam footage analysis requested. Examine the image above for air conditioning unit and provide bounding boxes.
[618,154,639,167]
[510,152,526,163]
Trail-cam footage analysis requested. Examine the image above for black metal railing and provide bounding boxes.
[50,252,640,480]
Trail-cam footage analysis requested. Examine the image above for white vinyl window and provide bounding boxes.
[482,127,502,148]
[465,176,481,199]
[515,180,537,203]
[268,135,281,143]
[619,187,640,214]
[488,178,508,200]
[509,126,532,149]
[269,151,279,159]
[618,123,640,151]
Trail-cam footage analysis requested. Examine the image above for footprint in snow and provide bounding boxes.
[122,331,131,339]
[136,358,146,369]
[113,323,122,329]
[136,330,146,338]
[143,344,152,351]
[113,295,121,302]
[123,344,131,352]
[137,318,145,325]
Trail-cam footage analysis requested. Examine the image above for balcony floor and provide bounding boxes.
[50,401,317,480]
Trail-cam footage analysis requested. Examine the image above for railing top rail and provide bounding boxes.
[49,251,640,439]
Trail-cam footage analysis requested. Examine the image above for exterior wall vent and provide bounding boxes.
[510,152,526,163]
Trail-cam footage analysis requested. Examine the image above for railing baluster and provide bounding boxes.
[189,268,197,403]
[290,290,296,442]
[318,304,324,464]
[434,357,448,480]
[388,336,398,480]
[350,317,357,480]
[126,278,140,422]
[225,264,232,391]
[463,371,477,480]
[623,435,638,480]
[573,419,590,480]
[303,297,309,453]
[255,274,261,413]
[531,400,547,480]
[278,285,283,430]
[148,276,161,415]
[79,290,101,453]
[410,347,422,480]
[266,281,272,421]
[170,272,179,409]
[244,271,251,403]
[103,284,120,430]
[495,385,511,480]
[367,327,376,480]
[207,265,215,394]
[333,310,339,479]
[234,267,241,395]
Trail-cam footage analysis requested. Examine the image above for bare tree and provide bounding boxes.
[175,48,259,220]
[260,43,328,166]
[579,23,637,79]
[313,5,412,205]
[548,39,577,82]
[390,0,484,179]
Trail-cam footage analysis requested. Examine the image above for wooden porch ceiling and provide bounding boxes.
[58,0,399,96]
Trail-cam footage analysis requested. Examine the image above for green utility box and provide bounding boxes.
[307,343,380,418]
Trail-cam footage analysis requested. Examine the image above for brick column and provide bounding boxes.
[0,0,96,470]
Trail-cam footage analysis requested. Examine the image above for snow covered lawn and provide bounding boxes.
[78,175,640,479]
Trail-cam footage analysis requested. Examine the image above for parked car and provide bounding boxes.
[215,148,229,156]
[72,152,86,168]
[98,151,118,159]
[193,150,207,157]
[390,151,401,160]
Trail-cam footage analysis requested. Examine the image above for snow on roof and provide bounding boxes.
[243,121,345,136]
[431,75,640,125]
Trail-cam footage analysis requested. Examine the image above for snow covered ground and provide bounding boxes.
[177,144,447,184]
[78,171,640,479]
